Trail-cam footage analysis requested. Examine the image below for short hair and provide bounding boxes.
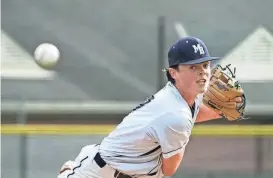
[165,65,179,84]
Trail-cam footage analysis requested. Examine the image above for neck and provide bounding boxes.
[174,83,197,107]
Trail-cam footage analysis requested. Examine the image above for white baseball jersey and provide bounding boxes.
[99,82,203,175]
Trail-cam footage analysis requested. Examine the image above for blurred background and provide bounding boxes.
[1,0,273,178]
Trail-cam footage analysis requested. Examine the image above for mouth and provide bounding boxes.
[197,79,207,84]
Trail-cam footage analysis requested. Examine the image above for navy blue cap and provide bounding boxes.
[168,36,220,67]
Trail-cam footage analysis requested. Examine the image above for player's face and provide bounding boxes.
[175,61,211,94]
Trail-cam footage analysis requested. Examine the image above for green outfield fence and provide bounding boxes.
[1,100,273,178]
[1,124,273,178]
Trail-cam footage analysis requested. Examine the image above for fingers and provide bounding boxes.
[59,167,71,174]
[231,97,243,102]
[59,160,74,175]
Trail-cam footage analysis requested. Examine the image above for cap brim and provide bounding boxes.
[182,57,220,64]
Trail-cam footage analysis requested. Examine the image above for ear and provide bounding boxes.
[168,68,177,80]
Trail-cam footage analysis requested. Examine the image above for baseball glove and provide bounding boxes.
[202,64,246,121]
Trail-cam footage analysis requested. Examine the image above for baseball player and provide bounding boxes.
[58,36,244,178]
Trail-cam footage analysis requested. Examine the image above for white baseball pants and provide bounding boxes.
[57,144,163,178]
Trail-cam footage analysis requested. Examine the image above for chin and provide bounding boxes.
[197,86,207,94]
[198,89,206,94]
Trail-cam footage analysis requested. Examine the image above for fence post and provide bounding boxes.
[157,15,166,91]
[17,102,28,178]
[255,136,263,177]
[255,119,267,177]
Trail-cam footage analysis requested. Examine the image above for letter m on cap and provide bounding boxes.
[192,44,205,55]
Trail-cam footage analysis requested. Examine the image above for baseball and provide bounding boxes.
[34,43,60,70]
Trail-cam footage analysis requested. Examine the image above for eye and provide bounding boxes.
[203,63,209,69]
[189,65,196,70]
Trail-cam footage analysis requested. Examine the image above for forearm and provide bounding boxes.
[195,103,222,123]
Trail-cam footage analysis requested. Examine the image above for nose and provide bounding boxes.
[198,68,206,75]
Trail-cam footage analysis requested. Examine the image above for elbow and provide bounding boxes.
[162,160,180,176]
[162,168,177,176]
[162,151,184,176]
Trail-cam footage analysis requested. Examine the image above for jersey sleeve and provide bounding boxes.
[149,111,191,159]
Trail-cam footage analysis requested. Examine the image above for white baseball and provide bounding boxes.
[34,43,60,69]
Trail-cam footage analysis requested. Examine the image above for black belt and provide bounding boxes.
[94,152,157,178]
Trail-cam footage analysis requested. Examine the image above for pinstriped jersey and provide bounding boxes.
[99,82,202,175]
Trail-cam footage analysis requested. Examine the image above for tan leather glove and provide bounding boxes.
[203,64,246,121]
